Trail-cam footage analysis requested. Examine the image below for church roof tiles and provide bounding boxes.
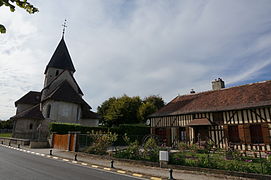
[42,70,83,96]
[15,91,41,107]
[43,80,91,109]
[11,104,44,120]
[45,38,75,74]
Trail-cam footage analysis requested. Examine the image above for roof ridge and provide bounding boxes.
[150,79,271,117]
[177,80,271,98]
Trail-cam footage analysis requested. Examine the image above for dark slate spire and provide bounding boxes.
[44,37,75,74]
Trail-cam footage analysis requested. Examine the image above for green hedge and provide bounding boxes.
[119,124,150,143]
[49,123,150,145]
[49,123,109,134]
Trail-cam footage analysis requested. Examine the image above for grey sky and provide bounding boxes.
[0,0,271,120]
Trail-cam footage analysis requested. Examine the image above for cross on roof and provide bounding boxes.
[62,19,67,37]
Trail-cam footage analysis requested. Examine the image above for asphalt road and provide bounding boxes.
[0,145,141,180]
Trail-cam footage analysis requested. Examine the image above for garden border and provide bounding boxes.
[74,151,271,180]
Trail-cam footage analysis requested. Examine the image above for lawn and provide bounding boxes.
[0,133,12,138]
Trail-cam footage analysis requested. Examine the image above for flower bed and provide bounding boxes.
[170,151,271,174]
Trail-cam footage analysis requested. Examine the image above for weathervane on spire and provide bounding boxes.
[62,19,67,37]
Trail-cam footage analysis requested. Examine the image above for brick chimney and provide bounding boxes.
[212,78,225,90]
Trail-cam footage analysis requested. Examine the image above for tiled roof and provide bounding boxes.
[15,91,41,107]
[187,118,212,126]
[150,80,271,117]
[43,80,91,109]
[42,70,83,97]
[45,38,75,74]
[11,104,44,120]
[81,109,99,119]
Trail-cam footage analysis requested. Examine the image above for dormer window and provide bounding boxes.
[55,70,59,76]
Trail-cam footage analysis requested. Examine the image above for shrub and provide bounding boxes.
[263,161,271,174]
[196,155,221,169]
[178,142,188,152]
[114,140,141,160]
[188,144,200,152]
[143,137,159,162]
[169,153,186,165]
[84,131,118,155]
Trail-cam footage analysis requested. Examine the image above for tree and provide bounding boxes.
[98,95,165,127]
[143,95,165,110]
[137,102,157,122]
[137,95,165,122]
[0,119,13,129]
[98,95,142,127]
[0,0,38,33]
[97,97,117,125]
[104,95,142,126]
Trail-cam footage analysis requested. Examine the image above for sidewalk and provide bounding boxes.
[17,146,254,180]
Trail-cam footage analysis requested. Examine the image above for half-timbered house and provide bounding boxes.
[149,79,271,152]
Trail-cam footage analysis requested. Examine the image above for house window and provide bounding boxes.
[250,124,263,144]
[29,123,33,130]
[228,125,240,143]
[55,70,59,76]
[46,104,51,118]
[213,112,224,124]
[179,127,186,141]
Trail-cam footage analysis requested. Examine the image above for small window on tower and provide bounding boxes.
[29,123,33,130]
[55,70,59,76]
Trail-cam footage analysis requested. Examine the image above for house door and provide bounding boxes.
[194,126,209,142]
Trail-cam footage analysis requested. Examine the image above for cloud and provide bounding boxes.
[0,0,271,119]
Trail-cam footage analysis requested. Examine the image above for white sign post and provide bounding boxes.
[159,151,169,167]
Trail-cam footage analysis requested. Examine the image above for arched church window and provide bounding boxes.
[29,123,33,130]
[46,104,51,118]
[55,70,59,76]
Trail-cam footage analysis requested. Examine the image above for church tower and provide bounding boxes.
[43,37,75,87]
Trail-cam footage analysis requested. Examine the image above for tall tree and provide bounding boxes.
[137,102,157,122]
[138,95,165,122]
[98,95,142,127]
[104,95,142,126]
[0,0,38,33]
[97,97,117,126]
[98,95,165,127]
[143,95,165,110]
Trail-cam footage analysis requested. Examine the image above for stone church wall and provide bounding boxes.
[43,100,80,124]
[13,118,41,139]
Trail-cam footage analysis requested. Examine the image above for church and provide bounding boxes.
[11,36,99,140]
